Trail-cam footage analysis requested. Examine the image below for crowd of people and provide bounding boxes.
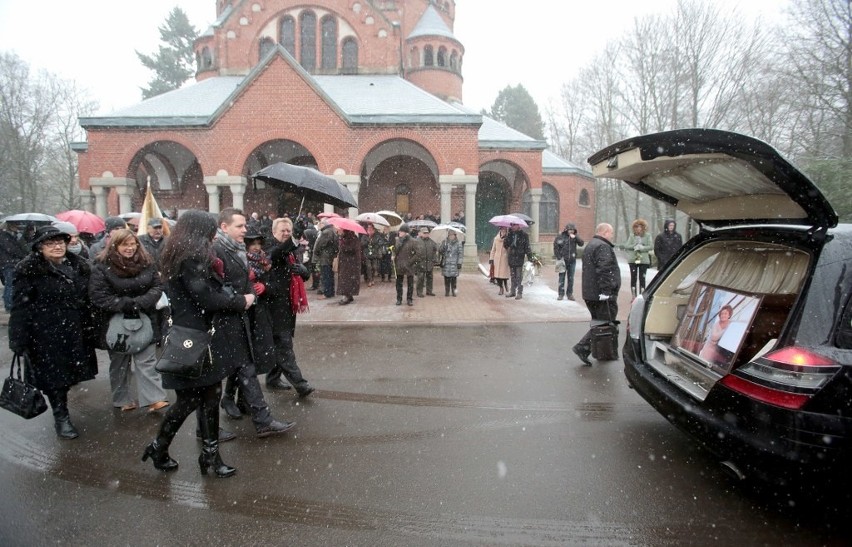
[1,208,685,473]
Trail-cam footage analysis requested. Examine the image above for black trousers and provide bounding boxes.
[266,329,308,389]
[223,361,272,429]
[159,383,222,445]
[396,274,414,301]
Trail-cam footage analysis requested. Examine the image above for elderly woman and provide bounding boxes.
[489,227,510,295]
[89,229,168,413]
[8,225,98,439]
[142,210,253,478]
[439,230,464,296]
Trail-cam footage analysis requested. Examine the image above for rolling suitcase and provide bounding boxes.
[590,321,619,361]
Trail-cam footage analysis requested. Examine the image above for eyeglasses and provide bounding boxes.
[42,240,67,248]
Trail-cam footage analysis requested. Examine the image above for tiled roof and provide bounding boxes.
[408,5,457,40]
[542,150,592,178]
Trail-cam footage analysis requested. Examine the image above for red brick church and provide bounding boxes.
[75,0,594,258]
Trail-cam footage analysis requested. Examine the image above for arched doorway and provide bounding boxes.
[359,139,439,217]
[475,174,509,250]
[243,139,319,216]
[128,141,203,214]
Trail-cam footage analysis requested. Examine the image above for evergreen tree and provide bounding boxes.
[136,7,198,99]
[489,84,546,140]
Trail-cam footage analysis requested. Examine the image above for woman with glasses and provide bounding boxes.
[8,225,98,439]
[89,229,169,413]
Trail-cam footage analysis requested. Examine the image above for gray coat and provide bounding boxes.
[439,238,463,278]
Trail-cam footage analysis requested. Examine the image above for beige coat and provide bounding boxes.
[489,233,510,280]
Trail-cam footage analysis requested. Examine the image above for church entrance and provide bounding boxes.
[475,174,510,250]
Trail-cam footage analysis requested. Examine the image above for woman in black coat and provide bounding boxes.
[8,225,98,440]
[141,210,253,478]
[89,229,168,412]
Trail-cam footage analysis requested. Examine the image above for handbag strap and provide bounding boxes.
[10,353,23,381]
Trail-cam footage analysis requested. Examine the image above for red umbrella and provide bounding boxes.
[55,210,105,234]
[327,216,366,234]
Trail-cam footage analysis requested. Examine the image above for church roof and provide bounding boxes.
[542,149,593,178]
[407,5,457,41]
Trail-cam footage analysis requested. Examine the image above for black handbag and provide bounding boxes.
[0,353,48,419]
[155,324,212,379]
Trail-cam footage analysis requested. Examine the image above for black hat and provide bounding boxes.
[31,225,71,251]
[398,223,410,234]
[245,229,264,242]
[104,216,127,233]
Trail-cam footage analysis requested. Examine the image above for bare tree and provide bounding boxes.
[0,52,95,215]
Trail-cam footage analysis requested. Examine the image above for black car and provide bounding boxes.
[588,128,852,486]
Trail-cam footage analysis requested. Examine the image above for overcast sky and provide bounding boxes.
[0,0,783,115]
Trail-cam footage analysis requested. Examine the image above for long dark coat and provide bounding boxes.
[503,229,531,267]
[160,258,246,390]
[211,239,257,372]
[89,260,163,350]
[336,231,362,297]
[654,219,683,269]
[581,235,622,301]
[394,233,422,277]
[8,252,98,391]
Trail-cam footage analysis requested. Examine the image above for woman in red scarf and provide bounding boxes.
[260,217,314,396]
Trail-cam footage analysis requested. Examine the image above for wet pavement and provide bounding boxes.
[0,260,847,545]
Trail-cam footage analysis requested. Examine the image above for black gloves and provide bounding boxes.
[291,263,310,280]
[121,299,139,315]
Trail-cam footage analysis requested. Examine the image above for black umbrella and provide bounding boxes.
[252,162,358,210]
[509,212,534,225]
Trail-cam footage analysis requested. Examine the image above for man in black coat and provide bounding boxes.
[573,223,621,366]
[553,222,584,301]
[263,217,314,396]
[214,208,295,438]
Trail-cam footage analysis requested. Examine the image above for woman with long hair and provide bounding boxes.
[90,229,168,412]
[141,210,254,478]
[489,227,510,295]
[622,218,652,297]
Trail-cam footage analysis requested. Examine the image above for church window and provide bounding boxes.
[410,46,420,68]
[540,183,559,233]
[395,184,411,215]
[201,47,212,69]
[300,11,317,71]
[579,188,590,207]
[279,16,295,56]
[259,37,275,61]
[449,50,458,72]
[321,15,337,70]
[437,46,446,67]
[424,45,434,67]
[342,38,358,73]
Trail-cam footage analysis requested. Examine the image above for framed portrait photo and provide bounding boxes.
[672,282,763,373]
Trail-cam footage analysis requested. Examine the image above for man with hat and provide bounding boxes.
[393,223,422,306]
[416,227,438,297]
[139,217,167,264]
[89,216,127,258]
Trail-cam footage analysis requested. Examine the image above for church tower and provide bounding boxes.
[192,0,463,103]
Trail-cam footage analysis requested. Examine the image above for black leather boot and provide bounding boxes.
[451,277,457,297]
[199,439,236,478]
[445,278,451,296]
[220,374,242,419]
[198,405,236,478]
[50,390,79,440]
[142,439,179,471]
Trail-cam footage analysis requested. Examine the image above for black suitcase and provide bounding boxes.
[591,321,619,361]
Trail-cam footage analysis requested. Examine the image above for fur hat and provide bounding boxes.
[31,225,71,251]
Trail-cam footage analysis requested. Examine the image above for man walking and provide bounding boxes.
[572,223,621,366]
[213,208,295,437]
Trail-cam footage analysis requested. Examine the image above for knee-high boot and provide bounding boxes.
[198,405,236,478]
[451,277,457,296]
[219,373,242,419]
[142,409,180,471]
[48,389,78,440]
[444,277,451,296]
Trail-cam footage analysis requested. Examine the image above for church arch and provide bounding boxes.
[243,139,322,216]
[342,37,358,73]
[476,160,530,250]
[358,139,440,216]
[523,182,558,233]
[127,141,204,212]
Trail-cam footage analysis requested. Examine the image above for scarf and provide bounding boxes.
[216,228,247,267]
[247,250,270,279]
[106,249,148,277]
[288,254,309,314]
